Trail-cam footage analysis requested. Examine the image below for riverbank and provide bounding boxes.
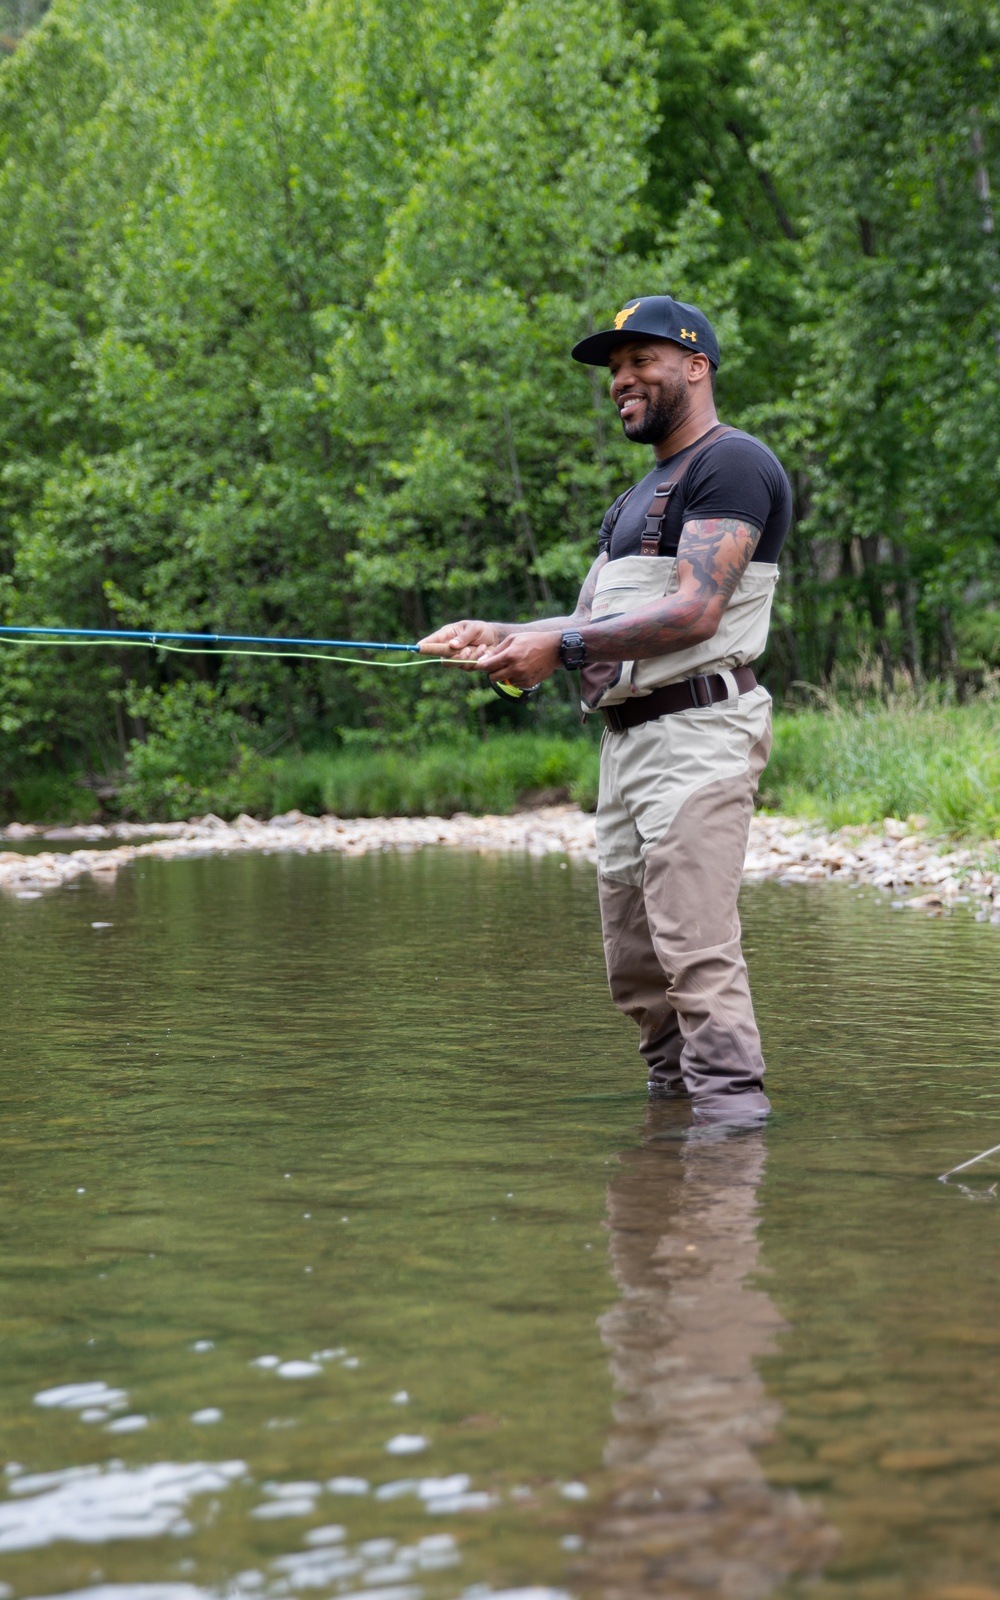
[3,807,999,916]
[9,701,1000,834]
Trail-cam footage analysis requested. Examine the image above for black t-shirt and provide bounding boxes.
[597,429,792,564]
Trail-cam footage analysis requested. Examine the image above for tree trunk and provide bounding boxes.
[893,543,921,682]
[860,535,892,689]
[939,605,965,702]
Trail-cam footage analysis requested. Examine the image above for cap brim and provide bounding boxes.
[571,330,718,367]
[571,329,641,365]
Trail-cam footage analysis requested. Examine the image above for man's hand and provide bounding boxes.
[476,632,562,688]
[418,620,500,668]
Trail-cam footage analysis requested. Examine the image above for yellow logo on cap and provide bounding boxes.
[680,327,697,342]
[613,302,641,331]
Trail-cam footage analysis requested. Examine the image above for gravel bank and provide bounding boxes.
[2,808,999,917]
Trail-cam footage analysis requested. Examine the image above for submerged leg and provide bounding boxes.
[642,747,771,1119]
[598,875,687,1095]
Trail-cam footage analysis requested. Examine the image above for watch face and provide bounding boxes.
[561,633,586,669]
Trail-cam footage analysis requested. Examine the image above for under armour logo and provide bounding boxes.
[614,302,641,331]
[680,328,697,342]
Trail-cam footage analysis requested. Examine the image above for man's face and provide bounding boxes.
[608,339,696,446]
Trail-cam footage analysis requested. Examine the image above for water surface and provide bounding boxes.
[1,851,999,1600]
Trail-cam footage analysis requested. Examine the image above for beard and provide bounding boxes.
[620,375,691,445]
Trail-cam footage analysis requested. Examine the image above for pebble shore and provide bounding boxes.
[1,808,999,917]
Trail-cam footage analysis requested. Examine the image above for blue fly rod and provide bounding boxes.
[0,625,420,651]
[0,624,538,697]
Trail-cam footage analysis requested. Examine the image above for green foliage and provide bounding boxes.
[267,736,601,820]
[118,729,601,823]
[763,698,1000,837]
[753,0,1000,689]
[119,680,263,820]
[1,0,999,813]
[3,768,97,824]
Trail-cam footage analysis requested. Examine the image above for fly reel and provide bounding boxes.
[491,679,541,702]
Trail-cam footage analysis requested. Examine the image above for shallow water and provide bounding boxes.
[1,852,999,1600]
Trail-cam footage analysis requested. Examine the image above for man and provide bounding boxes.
[419,295,791,1122]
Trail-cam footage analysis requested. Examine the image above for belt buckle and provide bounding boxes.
[689,673,713,709]
[604,703,626,733]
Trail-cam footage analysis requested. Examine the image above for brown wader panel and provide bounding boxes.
[598,718,772,1118]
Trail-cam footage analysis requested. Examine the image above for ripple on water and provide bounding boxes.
[16,856,1000,1598]
[0,1462,247,1551]
[34,1383,128,1414]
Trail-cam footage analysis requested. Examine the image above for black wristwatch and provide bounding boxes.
[559,629,588,670]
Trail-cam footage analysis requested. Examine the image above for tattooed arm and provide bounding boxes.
[580,516,762,661]
[469,518,761,687]
[418,552,608,658]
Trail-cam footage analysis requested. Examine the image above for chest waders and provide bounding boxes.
[587,426,777,1122]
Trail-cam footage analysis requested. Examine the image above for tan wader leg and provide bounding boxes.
[597,693,772,1118]
[598,878,686,1094]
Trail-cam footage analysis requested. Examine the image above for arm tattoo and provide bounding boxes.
[580,517,762,662]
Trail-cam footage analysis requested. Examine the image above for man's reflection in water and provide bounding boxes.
[579,1104,837,1599]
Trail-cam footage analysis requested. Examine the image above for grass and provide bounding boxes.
[763,696,1000,836]
[8,695,1000,838]
[254,736,602,820]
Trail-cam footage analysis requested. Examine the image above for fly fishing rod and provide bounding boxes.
[0,624,539,700]
[0,625,420,651]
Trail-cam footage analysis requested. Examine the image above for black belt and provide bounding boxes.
[602,666,758,733]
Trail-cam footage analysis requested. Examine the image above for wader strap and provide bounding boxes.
[607,484,637,537]
[639,423,734,557]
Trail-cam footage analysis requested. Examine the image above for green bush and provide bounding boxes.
[114,725,601,823]
[763,698,1000,836]
[13,695,1000,839]
[262,735,601,819]
[4,771,100,826]
[119,681,264,821]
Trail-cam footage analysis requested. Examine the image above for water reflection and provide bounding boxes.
[8,856,1000,1598]
[582,1108,838,1598]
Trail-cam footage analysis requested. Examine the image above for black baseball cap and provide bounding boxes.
[571,295,720,369]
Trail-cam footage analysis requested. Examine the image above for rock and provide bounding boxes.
[0,806,996,913]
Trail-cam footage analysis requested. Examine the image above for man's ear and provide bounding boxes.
[686,352,712,384]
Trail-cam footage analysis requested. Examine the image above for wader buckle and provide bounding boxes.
[689,673,713,709]
[603,702,627,733]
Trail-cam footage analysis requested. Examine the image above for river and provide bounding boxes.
[1,851,998,1600]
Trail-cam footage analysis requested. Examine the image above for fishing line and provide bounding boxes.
[0,635,429,668]
[0,625,420,652]
[938,1140,1000,1184]
[0,626,538,696]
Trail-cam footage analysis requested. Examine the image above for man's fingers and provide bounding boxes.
[417,629,459,655]
[418,621,496,657]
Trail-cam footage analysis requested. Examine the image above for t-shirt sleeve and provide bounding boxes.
[597,497,621,557]
[680,437,784,533]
